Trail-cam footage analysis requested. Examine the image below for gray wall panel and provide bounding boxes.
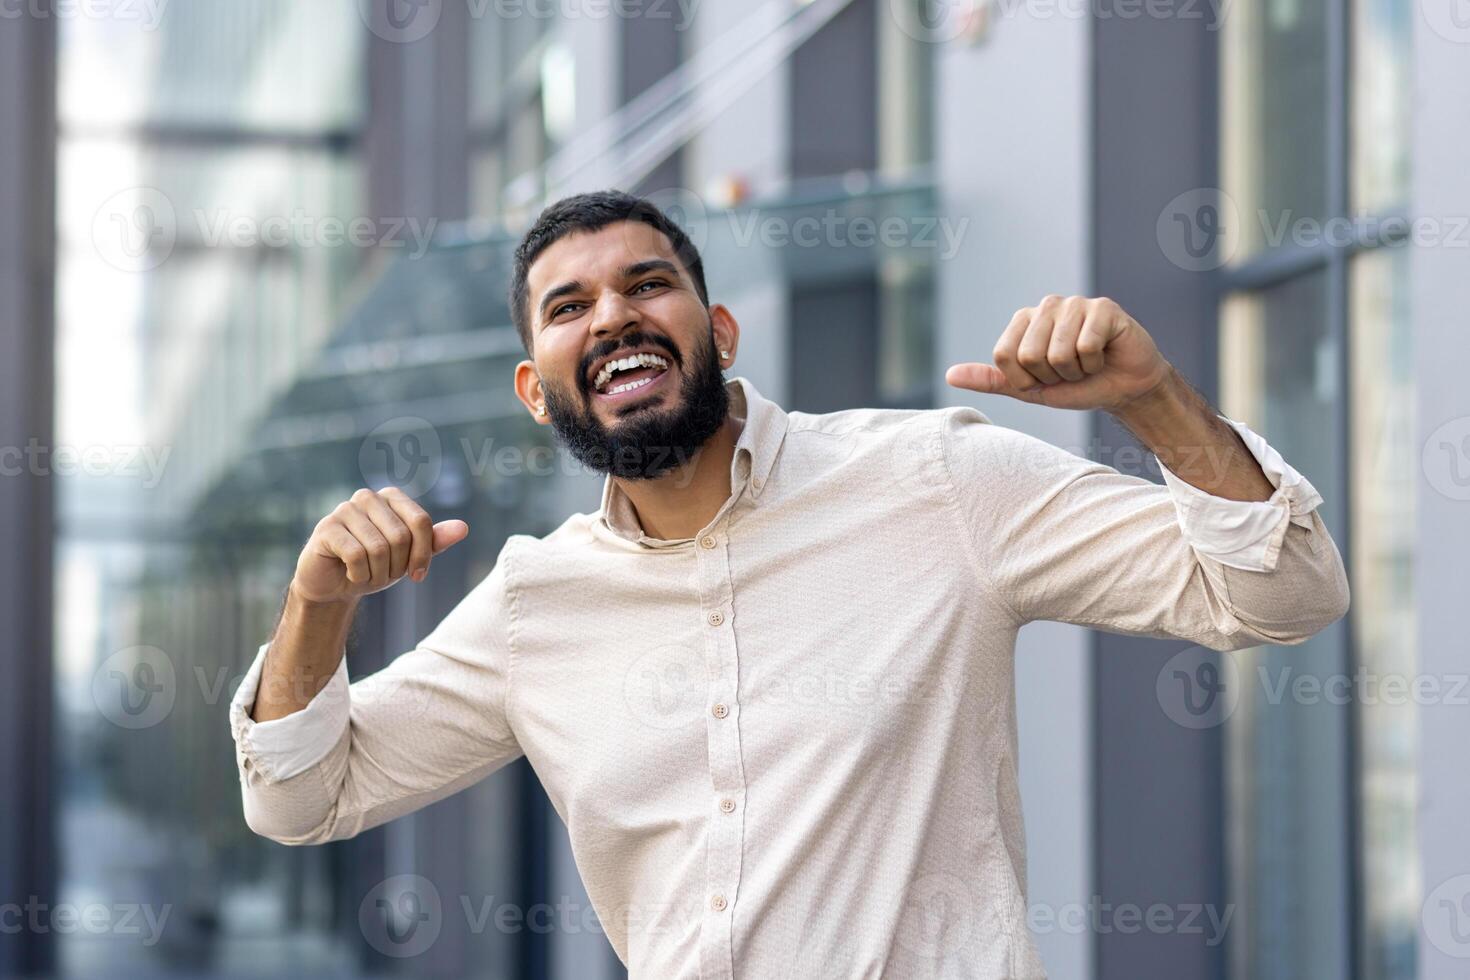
[936,10,1094,978]
[0,10,57,977]
[1092,9,1225,980]
[1413,12,1470,980]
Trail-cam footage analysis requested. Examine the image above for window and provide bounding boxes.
[1349,247,1416,979]
[1219,0,1413,977]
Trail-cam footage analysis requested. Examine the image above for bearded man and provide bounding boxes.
[230,191,1348,979]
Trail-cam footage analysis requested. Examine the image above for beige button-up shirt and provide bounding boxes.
[230,376,1349,978]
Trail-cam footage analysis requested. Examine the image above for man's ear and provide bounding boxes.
[710,304,739,366]
[514,360,551,424]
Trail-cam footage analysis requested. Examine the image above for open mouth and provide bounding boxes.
[590,351,673,403]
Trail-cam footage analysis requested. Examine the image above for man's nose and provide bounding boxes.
[589,289,640,339]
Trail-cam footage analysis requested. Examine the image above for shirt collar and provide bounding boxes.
[597,375,787,543]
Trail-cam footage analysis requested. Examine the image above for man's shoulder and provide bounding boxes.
[780,402,999,467]
[784,401,985,439]
[502,512,600,561]
[782,401,1104,500]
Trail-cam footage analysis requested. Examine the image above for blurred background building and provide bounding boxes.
[0,0,1465,977]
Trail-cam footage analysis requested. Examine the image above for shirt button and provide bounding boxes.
[710,894,728,912]
[719,798,736,813]
[700,534,717,549]
[708,611,724,627]
[712,702,729,719]
[753,477,763,490]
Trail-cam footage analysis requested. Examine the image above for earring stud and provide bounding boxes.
[537,405,546,416]
[720,350,730,359]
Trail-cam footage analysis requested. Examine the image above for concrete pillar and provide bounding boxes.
[0,8,58,977]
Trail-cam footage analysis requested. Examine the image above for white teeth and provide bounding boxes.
[593,352,669,392]
[607,376,655,395]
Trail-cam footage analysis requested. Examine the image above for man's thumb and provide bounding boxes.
[945,362,1011,394]
[431,520,470,555]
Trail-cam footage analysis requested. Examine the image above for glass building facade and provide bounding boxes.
[1219,0,1415,975]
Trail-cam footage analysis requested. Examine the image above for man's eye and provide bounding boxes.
[553,302,584,318]
[633,279,666,294]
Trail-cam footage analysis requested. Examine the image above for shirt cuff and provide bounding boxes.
[1156,416,1324,573]
[229,641,350,783]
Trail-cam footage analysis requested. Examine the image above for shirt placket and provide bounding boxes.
[696,489,750,979]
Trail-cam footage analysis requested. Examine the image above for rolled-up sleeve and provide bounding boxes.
[1156,415,1324,572]
[939,407,1350,651]
[230,642,350,783]
[229,540,526,845]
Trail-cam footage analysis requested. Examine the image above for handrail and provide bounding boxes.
[522,0,857,201]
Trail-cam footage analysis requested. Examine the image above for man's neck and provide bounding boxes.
[616,413,744,540]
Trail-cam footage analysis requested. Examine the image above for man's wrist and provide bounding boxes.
[1108,362,1185,437]
[1108,365,1275,501]
[286,579,360,617]
[250,583,358,724]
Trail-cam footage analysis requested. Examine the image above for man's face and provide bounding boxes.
[520,221,735,480]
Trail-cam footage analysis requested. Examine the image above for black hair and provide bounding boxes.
[508,190,710,355]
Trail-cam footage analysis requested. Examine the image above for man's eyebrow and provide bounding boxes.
[538,260,683,322]
[620,259,681,281]
[537,279,585,320]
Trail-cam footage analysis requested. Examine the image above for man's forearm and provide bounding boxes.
[250,584,360,723]
[1110,365,1275,502]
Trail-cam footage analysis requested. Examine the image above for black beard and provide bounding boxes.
[539,325,731,480]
